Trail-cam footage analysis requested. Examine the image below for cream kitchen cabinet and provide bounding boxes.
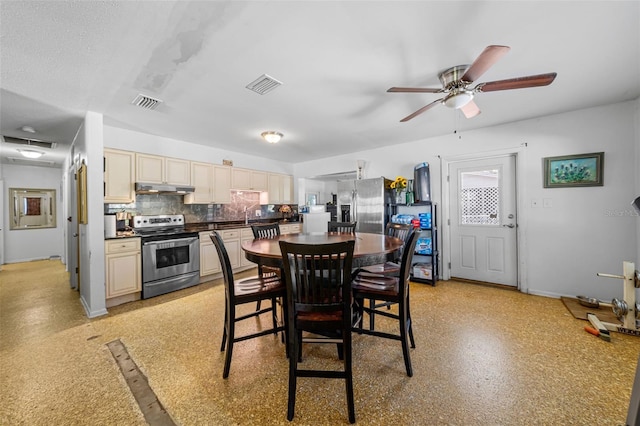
[213,165,232,203]
[199,231,222,276]
[267,173,294,204]
[240,228,256,268]
[105,238,141,302]
[280,223,301,235]
[135,153,191,185]
[220,229,241,269]
[232,168,268,191]
[185,162,213,204]
[104,149,135,203]
[185,164,231,204]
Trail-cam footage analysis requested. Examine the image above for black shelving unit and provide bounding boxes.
[392,202,438,286]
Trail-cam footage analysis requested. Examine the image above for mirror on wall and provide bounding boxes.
[9,188,57,230]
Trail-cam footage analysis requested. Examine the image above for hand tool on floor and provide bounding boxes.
[587,313,611,342]
[584,325,600,337]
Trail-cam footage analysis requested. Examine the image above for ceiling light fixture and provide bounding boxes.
[261,131,283,144]
[21,125,36,133]
[17,149,44,159]
[443,91,474,109]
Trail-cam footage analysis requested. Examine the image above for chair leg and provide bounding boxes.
[407,300,416,349]
[222,314,236,379]
[220,302,228,352]
[344,331,356,424]
[271,296,279,333]
[287,332,298,421]
[399,303,413,377]
[369,298,375,330]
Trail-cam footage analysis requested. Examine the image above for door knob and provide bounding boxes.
[502,224,515,228]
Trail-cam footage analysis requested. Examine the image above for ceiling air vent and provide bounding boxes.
[131,94,163,110]
[3,136,57,149]
[245,74,283,95]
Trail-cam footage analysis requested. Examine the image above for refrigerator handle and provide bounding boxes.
[352,189,357,222]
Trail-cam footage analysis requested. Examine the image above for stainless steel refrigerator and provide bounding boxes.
[337,177,393,234]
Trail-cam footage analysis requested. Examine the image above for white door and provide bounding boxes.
[450,155,517,286]
[67,165,79,290]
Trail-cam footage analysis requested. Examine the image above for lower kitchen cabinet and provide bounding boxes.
[280,223,301,235]
[105,238,141,305]
[240,228,255,268]
[199,232,222,276]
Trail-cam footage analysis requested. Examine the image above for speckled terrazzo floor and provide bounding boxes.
[1,259,639,425]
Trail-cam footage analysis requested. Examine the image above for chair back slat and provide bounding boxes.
[280,241,355,314]
[251,223,281,239]
[386,222,413,260]
[327,221,357,234]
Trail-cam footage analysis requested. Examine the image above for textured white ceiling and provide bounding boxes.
[1,1,639,167]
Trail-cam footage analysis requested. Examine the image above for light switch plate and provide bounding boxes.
[255,210,261,217]
[543,198,553,208]
[531,199,539,208]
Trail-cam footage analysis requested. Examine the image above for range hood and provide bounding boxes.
[135,182,195,194]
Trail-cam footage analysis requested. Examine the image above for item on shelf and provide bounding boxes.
[413,263,433,280]
[416,237,432,255]
[391,214,415,225]
[418,212,432,229]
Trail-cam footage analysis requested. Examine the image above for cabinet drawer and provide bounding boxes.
[105,238,140,254]
[241,228,254,238]
[221,229,240,240]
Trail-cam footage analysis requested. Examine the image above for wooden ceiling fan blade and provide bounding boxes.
[388,87,443,93]
[460,100,481,118]
[461,45,511,83]
[477,72,557,92]
[400,99,443,122]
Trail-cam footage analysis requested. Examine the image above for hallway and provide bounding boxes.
[1,259,638,425]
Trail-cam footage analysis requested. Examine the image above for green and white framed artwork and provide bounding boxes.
[543,152,604,188]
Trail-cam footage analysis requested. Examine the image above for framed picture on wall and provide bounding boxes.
[543,152,604,188]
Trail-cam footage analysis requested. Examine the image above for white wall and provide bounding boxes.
[1,164,64,263]
[104,125,294,175]
[294,100,639,302]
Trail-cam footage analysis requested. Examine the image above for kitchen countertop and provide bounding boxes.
[185,219,301,233]
[104,220,301,239]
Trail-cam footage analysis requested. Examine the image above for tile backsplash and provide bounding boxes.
[105,191,297,224]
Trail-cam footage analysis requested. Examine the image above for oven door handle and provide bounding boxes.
[143,237,198,246]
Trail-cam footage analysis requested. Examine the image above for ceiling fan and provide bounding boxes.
[388,45,557,122]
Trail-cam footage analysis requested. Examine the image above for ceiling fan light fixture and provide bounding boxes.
[18,149,44,159]
[261,131,283,144]
[444,91,474,109]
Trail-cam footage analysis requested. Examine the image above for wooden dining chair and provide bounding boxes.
[327,221,357,233]
[279,240,356,424]
[251,223,282,310]
[210,231,287,379]
[352,231,419,377]
[359,223,414,330]
[361,222,413,276]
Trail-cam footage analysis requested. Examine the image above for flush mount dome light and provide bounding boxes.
[443,91,474,109]
[18,149,44,159]
[261,131,283,144]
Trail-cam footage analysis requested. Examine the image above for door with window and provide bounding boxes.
[450,155,517,286]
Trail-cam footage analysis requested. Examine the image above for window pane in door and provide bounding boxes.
[460,169,499,225]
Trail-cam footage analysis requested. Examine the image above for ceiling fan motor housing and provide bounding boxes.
[439,65,470,89]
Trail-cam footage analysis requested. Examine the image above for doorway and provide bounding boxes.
[448,154,518,287]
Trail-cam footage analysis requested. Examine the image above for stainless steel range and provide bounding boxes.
[132,214,200,299]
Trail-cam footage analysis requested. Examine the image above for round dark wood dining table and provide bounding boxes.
[241,232,404,269]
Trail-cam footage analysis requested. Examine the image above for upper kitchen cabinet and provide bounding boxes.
[135,153,190,185]
[104,149,135,203]
[267,173,294,204]
[184,161,213,204]
[213,165,232,203]
[231,168,268,191]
